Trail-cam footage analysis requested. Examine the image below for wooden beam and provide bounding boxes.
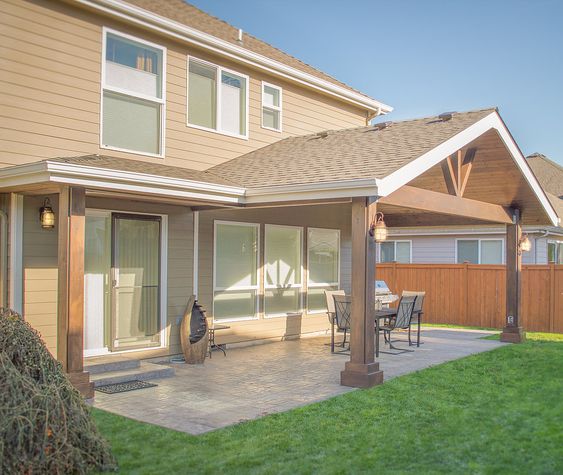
[459,148,477,197]
[341,197,383,388]
[57,186,93,397]
[441,155,459,196]
[379,185,513,224]
[501,209,525,343]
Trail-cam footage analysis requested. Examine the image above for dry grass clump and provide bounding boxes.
[0,308,117,474]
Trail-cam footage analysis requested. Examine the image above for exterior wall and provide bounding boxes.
[197,203,352,345]
[22,194,59,355]
[19,194,193,358]
[384,226,563,264]
[0,0,367,170]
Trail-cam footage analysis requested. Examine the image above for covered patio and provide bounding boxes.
[0,108,558,397]
[92,328,505,434]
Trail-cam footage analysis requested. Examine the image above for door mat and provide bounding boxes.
[95,380,157,394]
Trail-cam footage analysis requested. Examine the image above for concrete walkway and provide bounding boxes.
[93,328,505,434]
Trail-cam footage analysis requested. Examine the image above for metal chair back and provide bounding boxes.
[333,294,352,332]
[402,290,425,314]
[324,290,345,324]
[394,295,416,329]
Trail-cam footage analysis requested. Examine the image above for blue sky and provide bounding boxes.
[189,0,563,165]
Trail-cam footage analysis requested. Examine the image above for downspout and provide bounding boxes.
[0,209,7,308]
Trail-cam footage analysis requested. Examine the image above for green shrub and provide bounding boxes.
[0,308,117,474]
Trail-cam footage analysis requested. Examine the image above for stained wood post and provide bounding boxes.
[341,197,383,388]
[500,209,525,343]
[57,186,93,397]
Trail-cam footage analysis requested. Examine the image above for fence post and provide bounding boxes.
[463,263,469,325]
[550,264,555,333]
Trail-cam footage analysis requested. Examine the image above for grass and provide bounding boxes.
[482,331,563,342]
[92,336,563,474]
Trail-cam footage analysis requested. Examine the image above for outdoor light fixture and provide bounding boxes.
[39,198,55,229]
[369,212,387,242]
[518,234,531,254]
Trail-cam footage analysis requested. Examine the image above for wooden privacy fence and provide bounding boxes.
[377,263,563,333]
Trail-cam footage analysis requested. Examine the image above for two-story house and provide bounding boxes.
[0,0,558,395]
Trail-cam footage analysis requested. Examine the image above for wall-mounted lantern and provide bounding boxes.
[39,198,55,229]
[369,212,387,242]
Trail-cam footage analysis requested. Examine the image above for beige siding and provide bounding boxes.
[197,203,352,345]
[0,0,367,170]
[22,194,59,355]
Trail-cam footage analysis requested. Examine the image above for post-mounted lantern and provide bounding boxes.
[369,212,387,242]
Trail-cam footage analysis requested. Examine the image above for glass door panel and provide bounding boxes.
[84,213,111,355]
[111,214,161,351]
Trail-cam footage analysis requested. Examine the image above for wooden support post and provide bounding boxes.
[341,197,383,388]
[500,209,525,343]
[57,186,93,397]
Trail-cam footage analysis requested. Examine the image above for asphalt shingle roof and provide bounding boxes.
[209,108,497,188]
[526,153,563,220]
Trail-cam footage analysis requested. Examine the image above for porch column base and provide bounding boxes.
[340,361,383,388]
[500,326,526,343]
[68,371,94,399]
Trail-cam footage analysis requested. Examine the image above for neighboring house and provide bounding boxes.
[0,0,558,394]
[378,153,563,265]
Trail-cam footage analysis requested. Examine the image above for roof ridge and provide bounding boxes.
[372,107,498,126]
[527,153,563,173]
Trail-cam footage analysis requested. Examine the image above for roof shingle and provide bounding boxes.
[209,108,497,188]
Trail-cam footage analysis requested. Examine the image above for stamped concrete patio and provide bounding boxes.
[93,328,505,434]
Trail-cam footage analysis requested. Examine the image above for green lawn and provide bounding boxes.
[93,336,563,474]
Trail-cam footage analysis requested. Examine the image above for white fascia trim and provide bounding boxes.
[376,111,559,226]
[0,161,245,204]
[73,0,392,114]
[244,178,378,203]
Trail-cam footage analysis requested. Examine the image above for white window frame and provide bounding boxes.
[306,227,341,315]
[261,81,282,132]
[187,56,250,140]
[455,238,504,264]
[547,240,563,264]
[264,224,303,318]
[212,220,260,322]
[100,27,167,158]
[378,240,412,263]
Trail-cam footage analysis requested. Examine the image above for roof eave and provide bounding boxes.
[71,0,392,114]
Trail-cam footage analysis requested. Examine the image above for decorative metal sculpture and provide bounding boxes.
[180,295,209,364]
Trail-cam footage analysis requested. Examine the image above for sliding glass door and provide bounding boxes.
[111,214,161,351]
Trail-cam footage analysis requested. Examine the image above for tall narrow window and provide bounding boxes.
[102,29,165,156]
[261,82,282,132]
[264,225,302,317]
[307,228,340,313]
[188,58,248,138]
[213,222,259,321]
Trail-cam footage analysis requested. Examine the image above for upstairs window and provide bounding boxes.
[188,58,248,138]
[101,29,165,157]
[456,239,503,264]
[261,82,282,132]
[379,241,411,263]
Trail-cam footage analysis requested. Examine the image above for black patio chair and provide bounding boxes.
[376,295,416,357]
[332,294,352,354]
[401,291,426,347]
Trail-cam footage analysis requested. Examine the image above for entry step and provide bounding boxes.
[90,362,175,388]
